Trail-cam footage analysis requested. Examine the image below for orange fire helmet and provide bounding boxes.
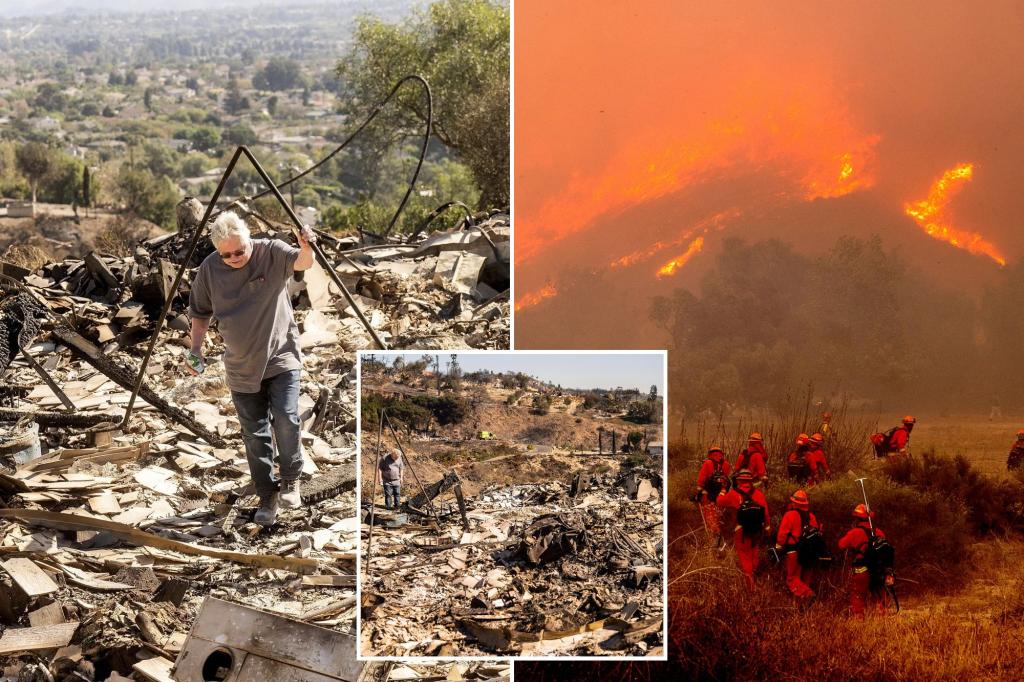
[790,489,809,509]
[735,469,754,483]
[748,432,763,442]
[810,433,824,445]
[796,433,809,446]
[902,415,916,425]
[852,504,874,520]
[1016,429,1024,440]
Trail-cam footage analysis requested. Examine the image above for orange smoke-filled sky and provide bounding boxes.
[515,1,1024,346]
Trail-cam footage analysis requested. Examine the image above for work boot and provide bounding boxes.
[280,479,302,509]
[254,492,279,526]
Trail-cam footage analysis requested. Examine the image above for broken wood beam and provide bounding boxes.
[0,407,121,428]
[51,324,226,447]
[0,509,321,574]
[20,346,76,410]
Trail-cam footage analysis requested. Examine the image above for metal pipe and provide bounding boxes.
[364,409,386,578]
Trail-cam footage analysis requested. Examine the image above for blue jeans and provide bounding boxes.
[383,481,401,509]
[231,369,303,499]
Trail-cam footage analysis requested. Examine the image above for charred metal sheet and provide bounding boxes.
[173,597,362,682]
[518,514,588,565]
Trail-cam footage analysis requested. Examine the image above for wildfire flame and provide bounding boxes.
[517,79,880,264]
[656,237,705,278]
[904,163,1005,266]
[515,283,558,312]
[609,209,741,270]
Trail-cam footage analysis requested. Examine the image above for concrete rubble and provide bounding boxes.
[360,469,664,657]
[0,201,510,678]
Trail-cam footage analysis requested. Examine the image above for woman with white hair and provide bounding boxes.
[187,211,316,526]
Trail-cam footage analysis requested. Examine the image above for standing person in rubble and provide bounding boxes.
[695,446,731,550]
[1008,430,1024,471]
[186,212,317,526]
[716,469,770,590]
[376,448,404,509]
[775,489,823,602]
[838,504,894,618]
[805,433,831,485]
[735,432,769,487]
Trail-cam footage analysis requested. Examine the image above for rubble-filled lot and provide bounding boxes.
[0,204,509,679]
[361,466,664,657]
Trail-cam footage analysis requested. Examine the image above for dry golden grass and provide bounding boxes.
[2,243,51,270]
[516,527,1024,681]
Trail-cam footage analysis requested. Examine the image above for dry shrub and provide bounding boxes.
[884,450,1024,535]
[762,476,970,590]
[679,386,878,482]
[94,214,151,257]
[2,244,51,271]
[516,532,1024,681]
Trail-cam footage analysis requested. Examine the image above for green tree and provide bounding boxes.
[180,153,211,177]
[336,0,509,208]
[188,126,221,153]
[224,79,250,114]
[39,154,83,204]
[33,82,68,113]
[113,165,178,228]
[15,142,53,203]
[254,57,303,91]
[81,165,92,207]
[626,400,656,424]
[143,143,179,179]
[223,124,258,147]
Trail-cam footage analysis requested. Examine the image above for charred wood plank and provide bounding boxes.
[0,408,120,428]
[84,252,119,291]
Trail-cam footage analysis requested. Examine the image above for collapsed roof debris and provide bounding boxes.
[361,468,664,657]
[0,196,509,675]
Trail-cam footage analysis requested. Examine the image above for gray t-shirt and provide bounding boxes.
[379,454,404,482]
[189,238,301,393]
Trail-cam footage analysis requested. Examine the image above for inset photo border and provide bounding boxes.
[355,350,668,661]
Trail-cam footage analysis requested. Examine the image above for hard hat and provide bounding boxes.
[708,445,724,455]
[1016,429,1024,439]
[749,432,763,442]
[796,433,808,445]
[902,415,916,425]
[852,503,874,520]
[790,489,809,508]
[735,469,754,483]
[810,433,824,444]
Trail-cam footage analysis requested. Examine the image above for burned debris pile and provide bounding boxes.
[362,661,511,682]
[361,467,664,657]
[0,198,509,676]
